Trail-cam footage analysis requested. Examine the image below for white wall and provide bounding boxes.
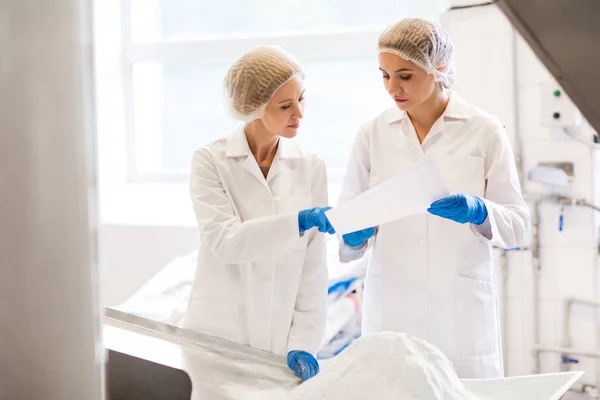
[445,3,600,386]
[100,225,198,306]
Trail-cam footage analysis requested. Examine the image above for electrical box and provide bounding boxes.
[541,84,582,128]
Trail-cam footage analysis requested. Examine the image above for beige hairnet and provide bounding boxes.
[224,46,305,122]
[378,18,455,89]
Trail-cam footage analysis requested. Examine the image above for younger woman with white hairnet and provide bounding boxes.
[184,46,332,381]
[337,18,530,379]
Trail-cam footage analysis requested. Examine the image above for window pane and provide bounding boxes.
[129,0,449,42]
[132,61,237,175]
[131,58,392,178]
[297,59,391,179]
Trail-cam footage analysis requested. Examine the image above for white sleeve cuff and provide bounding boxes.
[339,241,368,263]
[469,199,497,243]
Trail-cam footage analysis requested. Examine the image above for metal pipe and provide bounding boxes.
[0,1,103,399]
[561,298,600,376]
[555,199,600,382]
[500,249,510,372]
[527,194,573,373]
[567,298,600,308]
[534,344,600,393]
[511,24,525,186]
[581,201,600,213]
[562,300,574,350]
[531,197,543,374]
[525,194,600,375]
[534,346,600,360]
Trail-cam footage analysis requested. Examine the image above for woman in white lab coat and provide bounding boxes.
[338,18,530,378]
[184,46,333,381]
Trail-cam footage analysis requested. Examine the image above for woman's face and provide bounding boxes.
[260,77,305,139]
[378,52,438,113]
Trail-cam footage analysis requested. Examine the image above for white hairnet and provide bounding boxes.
[378,18,455,89]
[224,46,305,122]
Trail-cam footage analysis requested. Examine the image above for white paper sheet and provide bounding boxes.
[326,158,449,235]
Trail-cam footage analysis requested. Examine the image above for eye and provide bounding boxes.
[399,75,412,81]
[281,104,291,110]
[382,74,390,80]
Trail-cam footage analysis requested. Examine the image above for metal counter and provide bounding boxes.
[104,308,298,399]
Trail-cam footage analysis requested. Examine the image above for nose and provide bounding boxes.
[294,102,304,119]
[388,76,404,95]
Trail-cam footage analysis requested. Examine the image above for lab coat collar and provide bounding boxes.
[385,107,407,125]
[225,126,302,159]
[276,138,302,160]
[443,91,471,120]
[225,126,252,157]
[386,91,471,125]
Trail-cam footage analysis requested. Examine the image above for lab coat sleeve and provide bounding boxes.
[287,157,329,354]
[190,149,300,264]
[470,124,531,248]
[337,127,375,263]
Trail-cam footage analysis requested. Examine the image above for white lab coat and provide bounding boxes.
[184,126,328,357]
[339,92,530,379]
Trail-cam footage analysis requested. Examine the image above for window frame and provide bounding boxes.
[120,0,383,183]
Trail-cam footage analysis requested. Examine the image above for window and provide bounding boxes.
[121,0,449,183]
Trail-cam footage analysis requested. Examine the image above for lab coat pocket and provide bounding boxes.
[362,274,383,333]
[186,301,239,343]
[288,196,311,251]
[441,155,485,198]
[456,275,499,356]
[292,231,309,251]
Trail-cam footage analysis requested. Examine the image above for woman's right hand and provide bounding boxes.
[287,350,320,381]
[298,207,336,234]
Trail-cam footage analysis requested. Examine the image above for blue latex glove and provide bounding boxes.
[342,227,375,248]
[427,194,488,225]
[298,207,335,234]
[287,350,320,381]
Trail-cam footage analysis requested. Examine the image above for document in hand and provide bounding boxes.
[326,158,450,235]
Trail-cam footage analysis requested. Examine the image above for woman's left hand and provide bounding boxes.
[427,194,488,225]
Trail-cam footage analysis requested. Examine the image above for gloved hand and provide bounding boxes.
[427,194,488,225]
[298,207,336,234]
[343,227,375,248]
[287,350,320,381]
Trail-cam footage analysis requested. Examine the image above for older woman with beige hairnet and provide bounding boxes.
[337,18,530,379]
[184,46,334,381]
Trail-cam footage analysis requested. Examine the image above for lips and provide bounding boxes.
[395,98,408,103]
[287,123,299,129]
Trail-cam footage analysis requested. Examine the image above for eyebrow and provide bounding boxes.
[278,90,306,104]
[379,67,413,73]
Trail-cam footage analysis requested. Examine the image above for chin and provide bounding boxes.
[395,102,411,112]
[279,128,299,139]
